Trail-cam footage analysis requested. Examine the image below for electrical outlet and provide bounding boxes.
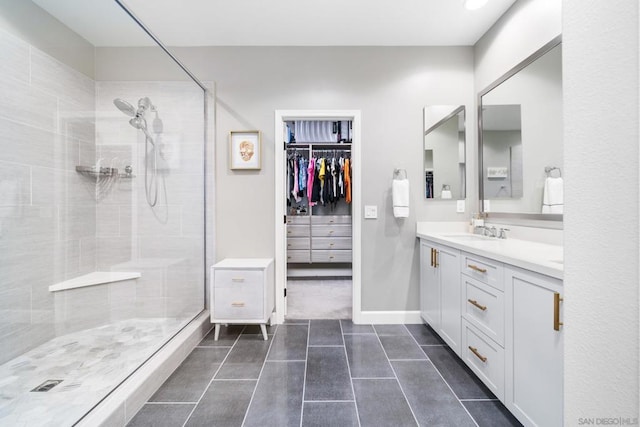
[364,205,378,219]
[483,200,491,212]
[456,200,465,213]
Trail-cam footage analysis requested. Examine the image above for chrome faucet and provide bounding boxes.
[476,225,497,237]
[498,228,510,239]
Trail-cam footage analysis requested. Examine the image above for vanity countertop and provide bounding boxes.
[416,223,563,280]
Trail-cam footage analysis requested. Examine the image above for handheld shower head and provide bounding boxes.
[129,116,147,131]
[113,98,136,117]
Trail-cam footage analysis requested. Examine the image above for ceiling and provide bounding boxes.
[32,0,516,47]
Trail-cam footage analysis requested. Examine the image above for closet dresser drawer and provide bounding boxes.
[312,250,352,263]
[214,270,263,289]
[312,237,351,250]
[461,252,504,291]
[461,319,505,400]
[287,225,311,238]
[312,225,352,237]
[287,215,310,225]
[462,275,505,346]
[287,250,311,263]
[287,238,310,250]
[312,215,351,225]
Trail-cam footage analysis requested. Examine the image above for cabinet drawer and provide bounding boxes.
[311,249,352,263]
[312,215,351,225]
[312,237,351,250]
[462,275,504,346]
[286,215,310,225]
[461,252,504,291]
[311,224,352,237]
[214,286,263,319]
[214,270,263,289]
[287,250,311,263]
[287,237,310,250]
[287,224,311,237]
[462,320,504,400]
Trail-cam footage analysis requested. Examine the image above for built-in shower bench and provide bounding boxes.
[49,271,141,292]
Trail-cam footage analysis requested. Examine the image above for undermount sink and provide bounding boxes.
[550,259,564,265]
[440,234,496,242]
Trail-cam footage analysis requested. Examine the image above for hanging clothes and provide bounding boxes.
[292,158,301,202]
[338,157,345,198]
[311,158,322,204]
[318,157,326,205]
[307,157,316,206]
[331,158,338,201]
[344,158,351,204]
[298,157,307,192]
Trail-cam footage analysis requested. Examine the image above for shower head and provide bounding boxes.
[113,98,136,117]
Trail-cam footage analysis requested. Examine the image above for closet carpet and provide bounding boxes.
[286,278,352,319]
[129,321,522,427]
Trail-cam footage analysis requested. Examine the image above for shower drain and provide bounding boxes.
[31,379,63,392]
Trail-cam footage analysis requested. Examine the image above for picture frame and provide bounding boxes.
[229,130,261,170]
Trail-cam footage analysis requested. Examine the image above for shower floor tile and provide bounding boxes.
[0,317,189,427]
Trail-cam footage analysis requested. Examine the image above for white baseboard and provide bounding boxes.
[77,310,212,427]
[355,310,423,324]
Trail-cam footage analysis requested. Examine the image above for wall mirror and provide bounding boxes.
[423,105,466,200]
[479,37,562,221]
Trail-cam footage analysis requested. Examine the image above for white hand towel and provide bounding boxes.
[542,177,563,214]
[392,179,410,218]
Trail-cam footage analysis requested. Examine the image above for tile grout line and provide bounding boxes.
[405,325,480,427]
[240,325,278,427]
[145,401,197,405]
[459,398,500,402]
[181,325,247,427]
[340,320,362,427]
[375,326,419,427]
[303,400,356,403]
[299,321,311,427]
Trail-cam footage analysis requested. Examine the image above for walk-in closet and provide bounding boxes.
[284,120,353,319]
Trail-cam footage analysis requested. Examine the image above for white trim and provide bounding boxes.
[275,110,362,324]
[357,310,423,324]
[76,311,211,426]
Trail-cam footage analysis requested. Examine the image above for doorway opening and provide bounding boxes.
[274,110,362,324]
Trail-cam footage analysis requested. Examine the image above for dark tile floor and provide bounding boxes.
[128,320,522,427]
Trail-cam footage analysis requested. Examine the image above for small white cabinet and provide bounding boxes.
[419,240,461,355]
[210,258,274,340]
[505,267,563,427]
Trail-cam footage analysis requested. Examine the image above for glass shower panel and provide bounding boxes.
[0,0,206,424]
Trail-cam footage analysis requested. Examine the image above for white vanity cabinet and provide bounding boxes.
[418,234,563,427]
[505,267,563,427]
[419,240,461,355]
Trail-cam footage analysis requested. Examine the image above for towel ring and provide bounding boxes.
[394,168,407,179]
[545,166,562,177]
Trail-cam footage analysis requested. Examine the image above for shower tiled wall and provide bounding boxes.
[94,81,205,322]
[0,28,96,364]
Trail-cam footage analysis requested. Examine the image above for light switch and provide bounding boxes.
[456,200,465,213]
[364,205,378,219]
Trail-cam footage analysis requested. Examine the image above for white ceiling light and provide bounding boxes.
[464,0,489,10]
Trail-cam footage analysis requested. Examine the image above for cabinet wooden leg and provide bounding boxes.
[260,324,268,341]
[214,323,220,341]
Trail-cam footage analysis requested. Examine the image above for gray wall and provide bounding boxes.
[564,0,639,422]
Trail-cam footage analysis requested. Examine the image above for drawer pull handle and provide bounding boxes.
[553,292,564,331]
[329,220,334,223]
[430,248,435,267]
[469,346,487,363]
[467,299,487,311]
[329,256,334,259]
[329,243,334,247]
[329,230,334,234]
[468,264,487,273]
[287,231,292,234]
[231,278,245,283]
[287,256,292,259]
[434,249,438,268]
[231,302,245,307]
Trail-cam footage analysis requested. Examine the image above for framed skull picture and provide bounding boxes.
[229,130,261,170]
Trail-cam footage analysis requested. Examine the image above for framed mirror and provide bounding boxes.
[479,36,562,221]
[423,105,466,200]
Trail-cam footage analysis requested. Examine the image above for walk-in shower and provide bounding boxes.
[0,1,207,425]
[114,97,160,207]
